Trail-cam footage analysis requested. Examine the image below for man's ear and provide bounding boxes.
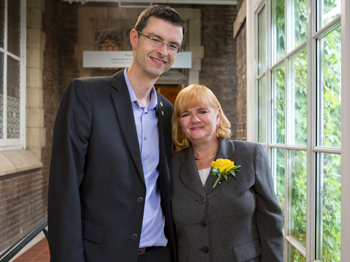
[130,29,138,49]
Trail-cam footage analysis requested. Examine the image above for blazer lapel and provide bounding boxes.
[157,94,170,191]
[110,71,144,182]
[204,138,235,195]
[179,145,206,197]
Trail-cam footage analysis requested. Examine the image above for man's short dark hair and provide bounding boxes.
[134,5,186,47]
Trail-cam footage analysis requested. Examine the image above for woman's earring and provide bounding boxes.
[216,124,220,138]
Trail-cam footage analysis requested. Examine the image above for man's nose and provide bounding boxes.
[157,43,168,56]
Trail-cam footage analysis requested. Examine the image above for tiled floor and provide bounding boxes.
[11,238,50,262]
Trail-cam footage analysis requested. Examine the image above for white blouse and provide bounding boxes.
[198,167,212,185]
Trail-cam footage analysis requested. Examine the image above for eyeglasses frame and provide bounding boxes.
[137,30,183,53]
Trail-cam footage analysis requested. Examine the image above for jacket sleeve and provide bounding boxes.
[253,144,284,262]
[48,79,92,262]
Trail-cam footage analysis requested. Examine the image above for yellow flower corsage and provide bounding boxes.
[211,158,241,188]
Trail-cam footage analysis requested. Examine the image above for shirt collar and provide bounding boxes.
[124,68,158,111]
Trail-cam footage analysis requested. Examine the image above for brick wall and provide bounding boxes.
[42,0,64,210]
[198,5,238,139]
[235,0,247,141]
[60,2,80,90]
[0,0,62,252]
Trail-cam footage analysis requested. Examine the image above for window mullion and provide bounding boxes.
[341,0,350,261]
[3,0,8,140]
[306,0,317,261]
[20,0,26,147]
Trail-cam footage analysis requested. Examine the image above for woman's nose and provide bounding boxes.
[191,114,201,122]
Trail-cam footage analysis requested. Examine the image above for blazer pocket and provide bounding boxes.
[82,219,106,244]
[231,238,262,262]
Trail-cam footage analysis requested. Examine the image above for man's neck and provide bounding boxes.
[127,66,159,107]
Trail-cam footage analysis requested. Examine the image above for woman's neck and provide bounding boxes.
[192,138,219,160]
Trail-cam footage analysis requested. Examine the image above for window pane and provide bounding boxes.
[318,153,341,262]
[290,49,307,145]
[0,52,3,139]
[258,76,266,143]
[8,0,21,56]
[272,65,285,144]
[320,0,341,28]
[272,148,285,227]
[293,0,307,48]
[258,6,266,74]
[290,150,307,246]
[7,55,20,139]
[0,0,4,48]
[319,27,341,147]
[287,242,306,262]
[272,0,285,63]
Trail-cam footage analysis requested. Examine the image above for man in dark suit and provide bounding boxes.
[48,5,185,262]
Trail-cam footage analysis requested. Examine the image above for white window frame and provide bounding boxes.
[247,0,349,261]
[0,0,26,150]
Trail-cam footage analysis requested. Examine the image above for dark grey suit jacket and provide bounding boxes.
[48,70,175,262]
[171,138,283,262]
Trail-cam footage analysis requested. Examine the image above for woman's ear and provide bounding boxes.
[216,108,221,125]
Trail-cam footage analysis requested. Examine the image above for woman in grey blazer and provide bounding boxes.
[170,84,283,262]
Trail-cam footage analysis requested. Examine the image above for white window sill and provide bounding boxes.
[0,149,42,176]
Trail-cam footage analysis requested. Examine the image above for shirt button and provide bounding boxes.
[137,197,144,203]
[144,137,147,140]
[200,246,209,253]
[199,197,206,204]
[131,233,138,240]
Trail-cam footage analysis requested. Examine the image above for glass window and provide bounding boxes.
[271,65,285,144]
[320,0,341,28]
[293,0,307,48]
[290,49,307,146]
[288,242,306,262]
[258,76,266,143]
[273,148,285,224]
[0,0,4,48]
[317,153,341,261]
[290,150,307,246]
[272,0,285,63]
[0,0,25,147]
[258,6,266,75]
[318,26,341,148]
[253,0,342,261]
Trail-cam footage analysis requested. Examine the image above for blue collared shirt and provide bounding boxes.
[123,69,167,248]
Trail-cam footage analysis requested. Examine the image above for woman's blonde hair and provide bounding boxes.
[172,84,231,149]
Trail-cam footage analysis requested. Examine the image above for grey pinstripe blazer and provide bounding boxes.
[170,138,283,262]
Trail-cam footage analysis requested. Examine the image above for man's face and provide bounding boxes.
[130,17,183,79]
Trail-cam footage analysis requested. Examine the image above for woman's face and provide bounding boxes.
[179,104,221,145]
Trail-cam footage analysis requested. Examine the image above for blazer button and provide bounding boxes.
[200,246,209,253]
[137,197,144,203]
[198,220,207,228]
[199,197,206,204]
[131,233,138,240]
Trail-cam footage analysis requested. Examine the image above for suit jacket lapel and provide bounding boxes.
[157,94,170,193]
[179,145,206,197]
[110,71,144,182]
[204,138,235,195]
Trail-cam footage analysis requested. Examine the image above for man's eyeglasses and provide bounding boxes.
[137,31,182,53]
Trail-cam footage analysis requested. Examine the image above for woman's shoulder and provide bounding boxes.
[221,139,263,155]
